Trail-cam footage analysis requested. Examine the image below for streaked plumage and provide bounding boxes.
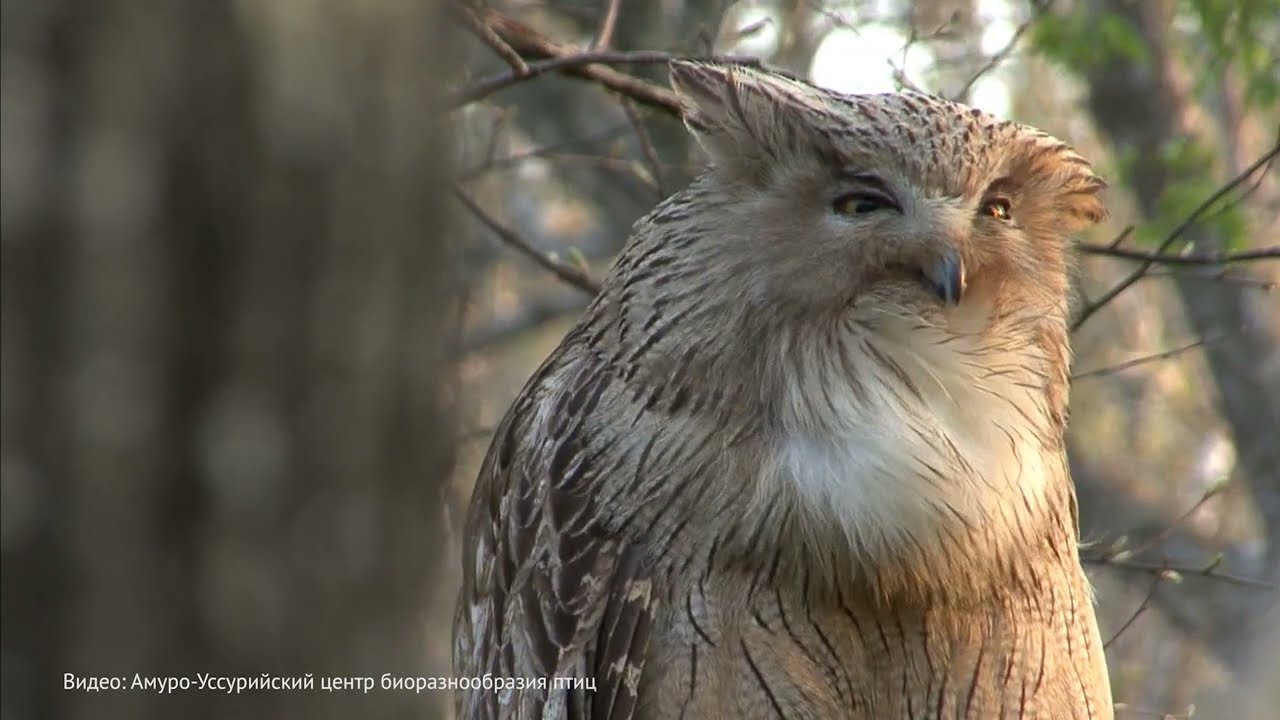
[454,61,1112,719]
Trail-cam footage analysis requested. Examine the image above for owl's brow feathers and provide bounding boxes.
[672,60,1106,225]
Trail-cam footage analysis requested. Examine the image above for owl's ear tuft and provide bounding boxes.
[1047,169,1109,233]
[669,60,832,184]
[1064,174,1109,228]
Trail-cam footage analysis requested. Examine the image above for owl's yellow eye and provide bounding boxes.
[982,197,1012,220]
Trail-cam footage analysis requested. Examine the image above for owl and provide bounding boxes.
[454,61,1112,719]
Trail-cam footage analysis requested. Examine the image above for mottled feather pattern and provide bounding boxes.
[455,61,1111,718]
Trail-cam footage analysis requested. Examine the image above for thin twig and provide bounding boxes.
[456,124,633,181]
[451,185,601,295]
[1200,143,1278,224]
[621,99,667,198]
[1073,138,1280,331]
[1145,267,1277,291]
[1111,703,1195,719]
[452,54,711,112]
[480,110,510,170]
[1082,553,1277,590]
[455,5,528,75]
[591,0,622,51]
[953,0,1053,101]
[1104,576,1161,650]
[1107,225,1135,249]
[450,51,688,108]
[1071,336,1220,380]
[1079,243,1280,264]
[1114,488,1225,559]
[450,8,757,115]
[473,152,663,195]
[470,151,695,186]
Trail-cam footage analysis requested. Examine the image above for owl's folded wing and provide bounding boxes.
[454,353,657,720]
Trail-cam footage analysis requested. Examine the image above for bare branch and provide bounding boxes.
[1082,481,1274,590]
[1145,267,1277,291]
[450,51,688,110]
[1071,336,1221,380]
[953,0,1054,101]
[451,184,601,295]
[621,99,667,198]
[1080,243,1280,264]
[1073,138,1280,331]
[455,4,528,75]
[1082,553,1277,590]
[1104,575,1161,650]
[456,124,633,181]
[591,0,622,51]
[1114,488,1225,560]
[1110,703,1195,719]
[479,109,510,170]
[1106,225,1135,249]
[450,9,759,114]
[465,150,664,195]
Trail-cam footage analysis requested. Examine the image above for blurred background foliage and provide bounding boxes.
[2,0,1277,719]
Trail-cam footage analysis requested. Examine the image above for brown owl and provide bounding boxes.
[454,60,1112,719]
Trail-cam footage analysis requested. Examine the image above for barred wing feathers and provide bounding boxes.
[454,337,657,720]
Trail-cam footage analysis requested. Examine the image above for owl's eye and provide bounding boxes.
[981,197,1013,220]
[834,191,900,215]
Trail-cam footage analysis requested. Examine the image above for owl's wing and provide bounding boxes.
[454,348,657,720]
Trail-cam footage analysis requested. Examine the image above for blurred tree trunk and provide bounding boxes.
[1080,0,1279,688]
[1,1,459,719]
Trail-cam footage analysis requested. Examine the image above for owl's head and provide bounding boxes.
[668,61,1106,328]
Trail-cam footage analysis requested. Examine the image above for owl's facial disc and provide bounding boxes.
[922,249,966,306]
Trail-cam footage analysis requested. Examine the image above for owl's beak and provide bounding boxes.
[923,251,966,306]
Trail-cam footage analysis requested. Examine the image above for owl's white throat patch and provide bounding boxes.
[766,315,1057,564]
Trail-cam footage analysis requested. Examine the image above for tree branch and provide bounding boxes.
[1104,575,1161,650]
[454,4,527,75]
[450,9,759,114]
[455,123,634,181]
[1083,553,1277,591]
[1073,138,1280,331]
[620,98,666,198]
[953,0,1054,101]
[590,0,622,51]
[451,51,685,109]
[1080,243,1280,264]
[451,184,601,295]
[1071,336,1221,380]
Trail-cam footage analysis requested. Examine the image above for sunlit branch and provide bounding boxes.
[1071,336,1220,381]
